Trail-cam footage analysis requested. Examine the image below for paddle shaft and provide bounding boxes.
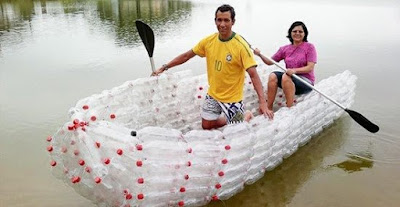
[149,57,155,72]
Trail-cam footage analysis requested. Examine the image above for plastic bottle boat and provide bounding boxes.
[46,67,356,207]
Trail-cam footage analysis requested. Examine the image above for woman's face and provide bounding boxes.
[291,25,305,43]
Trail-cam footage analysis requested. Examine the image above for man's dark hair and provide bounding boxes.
[286,21,309,44]
[215,4,235,21]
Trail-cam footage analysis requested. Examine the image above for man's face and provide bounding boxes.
[215,11,234,37]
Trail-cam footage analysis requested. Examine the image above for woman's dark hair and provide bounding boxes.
[215,4,235,21]
[286,21,308,44]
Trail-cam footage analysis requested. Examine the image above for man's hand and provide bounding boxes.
[247,66,274,120]
[259,101,274,120]
[151,67,164,76]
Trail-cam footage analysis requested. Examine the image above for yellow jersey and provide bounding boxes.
[192,32,257,102]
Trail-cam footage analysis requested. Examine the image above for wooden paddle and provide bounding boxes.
[135,20,155,72]
[251,47,379,133]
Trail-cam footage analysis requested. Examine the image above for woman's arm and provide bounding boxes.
[286,62,315,76]
[253,48,274,66]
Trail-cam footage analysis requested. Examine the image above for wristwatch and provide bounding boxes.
[162,64,169,71]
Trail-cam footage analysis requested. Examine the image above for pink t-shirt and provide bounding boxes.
[272,42,317,84]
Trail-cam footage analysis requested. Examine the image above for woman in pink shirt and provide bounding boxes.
[254,21,317,116]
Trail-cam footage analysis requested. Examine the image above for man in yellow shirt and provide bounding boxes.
[152,4,272,129]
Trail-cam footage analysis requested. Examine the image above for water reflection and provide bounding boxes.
[0,0,191,48]
[206,118,351,207]
[96,0,192,46]
[330,151,374,173]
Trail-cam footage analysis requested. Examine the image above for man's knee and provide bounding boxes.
[202,119,213,130]
[202,117,226,129]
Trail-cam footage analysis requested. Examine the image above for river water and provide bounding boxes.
[1,0,399,206]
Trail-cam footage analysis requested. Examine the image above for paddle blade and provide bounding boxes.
[135,20,154,57]
[345,109,379,133]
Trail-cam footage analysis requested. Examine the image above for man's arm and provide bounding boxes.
[152,50,196,76]
[247,66,274,119]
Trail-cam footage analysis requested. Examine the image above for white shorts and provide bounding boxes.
[201,94,245,124]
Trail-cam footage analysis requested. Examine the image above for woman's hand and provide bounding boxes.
[253,48,261,56]
[286,69,296,76]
